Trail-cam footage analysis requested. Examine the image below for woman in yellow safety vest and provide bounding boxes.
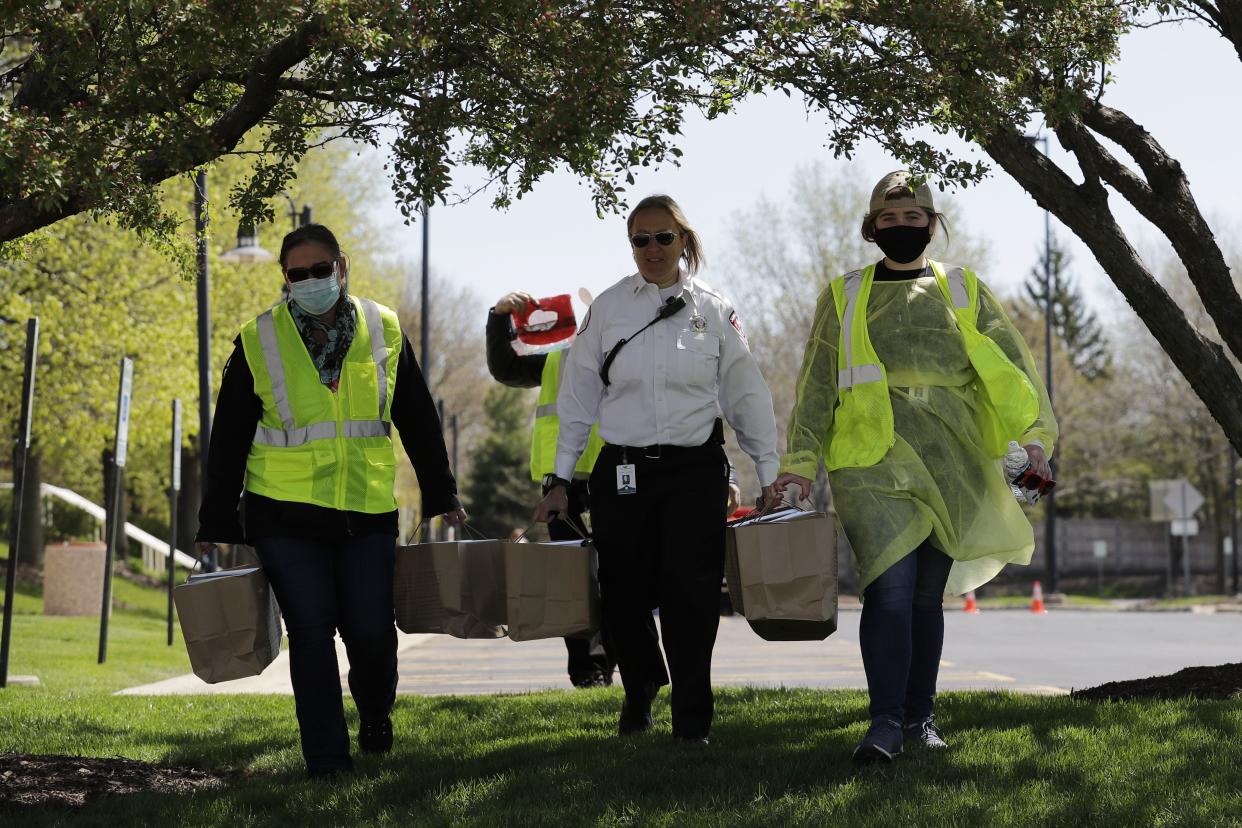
[195,224,465,778]
[773,172,1057,763]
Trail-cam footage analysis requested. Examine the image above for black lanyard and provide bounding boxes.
[599,296,687,387]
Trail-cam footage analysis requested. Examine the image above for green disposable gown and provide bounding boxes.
[781,271,1058,596]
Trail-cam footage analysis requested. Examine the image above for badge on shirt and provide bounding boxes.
[616,464,637,495]
[689,312,707,332]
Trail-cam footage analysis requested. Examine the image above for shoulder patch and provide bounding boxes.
[729,310,747,345]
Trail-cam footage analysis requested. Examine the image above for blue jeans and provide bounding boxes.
[254,534,398,773]
[858,539,953,725]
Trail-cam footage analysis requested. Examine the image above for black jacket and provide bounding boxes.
[196,326,460,544]
[486,309,546,388]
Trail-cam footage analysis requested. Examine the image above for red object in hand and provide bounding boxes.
[513,294,577,347]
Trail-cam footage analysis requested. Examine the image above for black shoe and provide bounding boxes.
[359,718,394,754]
[307,761,353,780]
[903,715,948,749]
[673,734,710,747]
[618,682,659,736]
[572,670,612,689]
[852,718,904,763]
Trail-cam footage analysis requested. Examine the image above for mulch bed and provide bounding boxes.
[0,753,226,808]
[1071,662,1242,702]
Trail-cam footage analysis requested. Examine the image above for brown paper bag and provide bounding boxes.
[724,509,837,641]
[504,540,599,642]
[394,540,508,639]
[173,565,283,683]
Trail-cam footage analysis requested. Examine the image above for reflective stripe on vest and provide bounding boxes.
[254,419,391,448]
[836,270,885,390]
[251,298,390,446]
[359,298,389,418]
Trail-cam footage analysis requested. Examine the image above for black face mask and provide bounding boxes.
[874,224,932,264]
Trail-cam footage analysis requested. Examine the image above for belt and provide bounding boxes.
[607,418,725,461]
[606,442,717,460]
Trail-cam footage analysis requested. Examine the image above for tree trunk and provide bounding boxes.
[983,129,1242,457]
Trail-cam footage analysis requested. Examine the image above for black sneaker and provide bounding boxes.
[672,732,710,747]
[572,670,613,689]
[618,682,659,736]
[851,718,904,763]
[359,718,394,754]
[306,760,353,780]
[903,716,948,749]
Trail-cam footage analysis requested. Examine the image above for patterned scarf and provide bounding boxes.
[288,294,356,388]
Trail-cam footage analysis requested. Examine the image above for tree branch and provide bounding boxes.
[1183,1,1242,61]
[1076,102,1242,364]
[984,128,1242,455]
[0,18,324,243]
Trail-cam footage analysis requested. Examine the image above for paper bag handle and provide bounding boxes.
[553,515,590,544]
[402,519,491,545]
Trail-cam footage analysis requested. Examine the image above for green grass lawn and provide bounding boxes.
[3,688,1241,827]
[2,546,194,692]
[1147,594,1238,609]
[3,554,1242,825]
[973,593,1115,610]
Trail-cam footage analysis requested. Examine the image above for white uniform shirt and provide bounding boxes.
[555,270,779,485]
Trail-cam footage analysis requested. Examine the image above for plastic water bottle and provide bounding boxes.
[1003,440,1040,505]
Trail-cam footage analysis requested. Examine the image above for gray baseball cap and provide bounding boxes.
[869,171,936,214]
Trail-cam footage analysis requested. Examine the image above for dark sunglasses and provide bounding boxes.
[630,231,680,248]
[284,261,336,283]
[1014,468,1056,496]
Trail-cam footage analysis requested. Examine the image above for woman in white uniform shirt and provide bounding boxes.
[535,194,780,744]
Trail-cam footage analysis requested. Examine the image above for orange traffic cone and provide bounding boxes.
[1030,580,1048,614]
[963,591,980,614]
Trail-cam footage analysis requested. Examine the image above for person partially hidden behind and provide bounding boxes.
[486,289,616,688]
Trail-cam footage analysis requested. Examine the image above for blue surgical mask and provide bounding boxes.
[289,273,341,315]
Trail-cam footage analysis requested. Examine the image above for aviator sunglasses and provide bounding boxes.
[630,231,681,248]
[284,260,337,283]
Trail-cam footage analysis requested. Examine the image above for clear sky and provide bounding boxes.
[368,19,1240,329]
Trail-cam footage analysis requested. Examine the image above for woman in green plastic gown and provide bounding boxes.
[773,171,1057,763]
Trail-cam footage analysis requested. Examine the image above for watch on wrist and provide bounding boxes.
[542,474,571,495]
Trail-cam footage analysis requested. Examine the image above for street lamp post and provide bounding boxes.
[420,201,430,373]
[194,172,212,500]
[280,192,312,232]
[1026,133,1058,594]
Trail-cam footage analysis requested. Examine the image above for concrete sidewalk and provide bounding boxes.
[116,609,1241,698]
[116,613,1056,697]
[117,630,436,696]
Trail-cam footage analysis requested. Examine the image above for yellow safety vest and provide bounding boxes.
[529,349,605,481]
[240,296,403,513]
[823,260,1039,471]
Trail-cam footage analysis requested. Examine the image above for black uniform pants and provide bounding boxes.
[253,533,397,774]
[549,479,616,684]
[589,441,730,739]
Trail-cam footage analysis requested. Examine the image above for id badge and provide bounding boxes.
[616,464,637,495]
